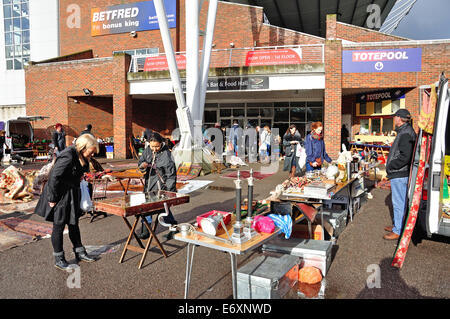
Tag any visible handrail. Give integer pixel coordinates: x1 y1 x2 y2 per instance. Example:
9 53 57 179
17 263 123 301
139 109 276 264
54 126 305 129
128 44 324 73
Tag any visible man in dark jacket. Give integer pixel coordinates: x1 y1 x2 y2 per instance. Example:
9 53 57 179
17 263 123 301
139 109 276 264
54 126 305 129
384 109 417 240
52 123 66 156
80 124 93 137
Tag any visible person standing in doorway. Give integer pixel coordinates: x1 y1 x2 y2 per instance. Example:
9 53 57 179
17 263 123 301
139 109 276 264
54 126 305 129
80 124 93 137
52 123 66 157
384 109 416 240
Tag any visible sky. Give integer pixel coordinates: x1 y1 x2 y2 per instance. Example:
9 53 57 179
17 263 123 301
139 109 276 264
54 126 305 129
386 0 450 40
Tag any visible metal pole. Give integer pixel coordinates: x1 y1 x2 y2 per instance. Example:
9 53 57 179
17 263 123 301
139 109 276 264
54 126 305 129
186 0 200 122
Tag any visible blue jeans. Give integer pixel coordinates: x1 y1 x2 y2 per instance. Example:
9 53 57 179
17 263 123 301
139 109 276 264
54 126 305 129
390 177 409 235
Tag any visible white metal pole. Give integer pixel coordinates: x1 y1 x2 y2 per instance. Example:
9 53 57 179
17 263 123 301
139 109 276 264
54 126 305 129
199 0 218 120
154 0 193 148
186 0 201 122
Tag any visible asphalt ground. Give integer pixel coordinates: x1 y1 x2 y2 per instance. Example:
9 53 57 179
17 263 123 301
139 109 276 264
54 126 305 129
0 159 449 301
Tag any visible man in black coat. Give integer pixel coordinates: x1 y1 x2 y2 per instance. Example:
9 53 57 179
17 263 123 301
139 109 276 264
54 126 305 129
51 123 66 156
137 132 178 239
80 124 93 137
384 109 417 240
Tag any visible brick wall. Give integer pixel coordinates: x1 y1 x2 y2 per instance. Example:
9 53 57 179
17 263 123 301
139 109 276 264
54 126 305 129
324 40 343 158
58 0 324 59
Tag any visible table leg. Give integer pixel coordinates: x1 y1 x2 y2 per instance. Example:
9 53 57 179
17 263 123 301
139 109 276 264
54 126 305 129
348 182 353 222
119 216 141 263
229 252 238 299
122 216 145 248
184 243 196 299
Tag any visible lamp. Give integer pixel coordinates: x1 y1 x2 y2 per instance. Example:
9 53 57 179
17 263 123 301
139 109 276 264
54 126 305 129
83 88 92 96
229 42 234 48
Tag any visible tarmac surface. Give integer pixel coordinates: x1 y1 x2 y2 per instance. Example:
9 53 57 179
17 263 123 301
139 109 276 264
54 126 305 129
0 158 449 300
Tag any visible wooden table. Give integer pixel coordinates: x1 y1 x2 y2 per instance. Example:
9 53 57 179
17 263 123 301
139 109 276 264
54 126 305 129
109 169 145 195
174 213 306 299
94 191 189 269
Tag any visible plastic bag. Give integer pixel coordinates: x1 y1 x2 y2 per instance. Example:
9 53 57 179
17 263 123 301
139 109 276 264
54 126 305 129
80 180 93 212
296 144 307 169
251 215 275 233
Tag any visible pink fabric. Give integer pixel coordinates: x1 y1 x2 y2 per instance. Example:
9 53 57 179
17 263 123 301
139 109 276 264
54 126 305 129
252 215 275 233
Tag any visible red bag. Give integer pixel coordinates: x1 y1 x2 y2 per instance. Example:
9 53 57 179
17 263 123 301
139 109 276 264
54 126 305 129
251 215 275 233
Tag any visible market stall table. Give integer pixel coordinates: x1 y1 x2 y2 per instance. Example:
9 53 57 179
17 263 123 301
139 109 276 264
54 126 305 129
94 191 189 269
174 213 307 299
109 169 145 195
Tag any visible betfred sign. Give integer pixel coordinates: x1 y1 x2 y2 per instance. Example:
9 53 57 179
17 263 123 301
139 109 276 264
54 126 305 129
343 48 422 73
91 0 176 36
245 48 302 66
143 55 186 71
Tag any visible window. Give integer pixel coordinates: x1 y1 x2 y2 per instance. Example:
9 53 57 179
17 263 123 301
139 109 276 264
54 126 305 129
307 107 323 122
383 118 394 134
371 118 381 133
360 103 367 115
374 101 382 114
3 0 29 70
391 99 401 113
360 119 369 134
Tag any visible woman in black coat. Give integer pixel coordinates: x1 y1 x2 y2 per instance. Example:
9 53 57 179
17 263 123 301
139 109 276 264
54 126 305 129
35 134 99 270
137 132 178 239
283 125 303 178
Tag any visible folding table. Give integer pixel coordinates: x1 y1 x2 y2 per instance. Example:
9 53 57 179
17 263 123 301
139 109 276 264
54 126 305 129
94 191 189 269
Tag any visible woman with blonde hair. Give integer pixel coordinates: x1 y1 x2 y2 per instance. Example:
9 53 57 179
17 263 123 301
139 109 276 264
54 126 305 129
35 134 99 270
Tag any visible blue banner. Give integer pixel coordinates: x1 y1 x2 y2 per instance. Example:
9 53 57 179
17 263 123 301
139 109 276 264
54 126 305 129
91 0 176 36
343 48 422 73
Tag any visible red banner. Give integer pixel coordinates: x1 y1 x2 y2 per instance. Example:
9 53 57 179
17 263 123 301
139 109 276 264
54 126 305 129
245 48 302 66
143 55 186 71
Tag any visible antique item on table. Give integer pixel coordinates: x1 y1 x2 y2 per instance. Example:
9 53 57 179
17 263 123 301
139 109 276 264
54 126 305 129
326 164 339 180
197 210 231 230
231 171 248 244
244 169 258 239
303 181 336 197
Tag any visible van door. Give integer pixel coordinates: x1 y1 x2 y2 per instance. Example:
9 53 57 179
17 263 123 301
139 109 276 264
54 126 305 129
426 74 450 236
5 120 34 156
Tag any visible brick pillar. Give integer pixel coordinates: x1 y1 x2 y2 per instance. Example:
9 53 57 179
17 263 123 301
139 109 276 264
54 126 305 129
405 87 420 133
326 14 337 40
324 39 342 159
113 53 132 159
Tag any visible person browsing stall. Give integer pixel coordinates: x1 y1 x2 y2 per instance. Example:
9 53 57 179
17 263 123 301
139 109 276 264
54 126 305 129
137 132 178 240
304 121 332 172
34 134 99 270
52 123 66 156
383 109 416 240
283 125 303 178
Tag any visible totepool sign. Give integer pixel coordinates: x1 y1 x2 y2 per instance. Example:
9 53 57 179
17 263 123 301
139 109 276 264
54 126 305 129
91 0 176 36
342 48 422 73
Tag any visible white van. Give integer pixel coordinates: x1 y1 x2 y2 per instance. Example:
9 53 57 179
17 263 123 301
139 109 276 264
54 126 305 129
419 74 450 237
1 117 35 158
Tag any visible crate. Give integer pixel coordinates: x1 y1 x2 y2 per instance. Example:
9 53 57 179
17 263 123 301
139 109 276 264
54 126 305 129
237 254 299 299
262 236 333 276
319 209 348 239
291 224 324 240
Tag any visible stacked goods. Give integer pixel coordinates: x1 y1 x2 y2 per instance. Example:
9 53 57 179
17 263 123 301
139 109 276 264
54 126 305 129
282 176 309 193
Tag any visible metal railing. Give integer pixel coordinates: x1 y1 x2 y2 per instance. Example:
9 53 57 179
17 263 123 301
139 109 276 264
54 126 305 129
128 44 324 73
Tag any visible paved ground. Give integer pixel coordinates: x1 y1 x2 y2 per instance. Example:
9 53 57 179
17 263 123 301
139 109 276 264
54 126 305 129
0 159 449 300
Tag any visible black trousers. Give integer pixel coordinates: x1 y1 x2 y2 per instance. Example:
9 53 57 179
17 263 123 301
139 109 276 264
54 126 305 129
51 223 83 253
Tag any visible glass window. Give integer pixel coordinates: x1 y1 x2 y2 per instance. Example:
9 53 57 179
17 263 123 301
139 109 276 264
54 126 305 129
22 43 29 55
307 108 323 122
21 2 28 16
382 118 393 134
14 44 21 55
391 99 401 113
233 108 244 117
12 0 20 4
374 101 382 114
13 17 20 31
290 106 306 122
5 32 13 45
22 29 29 43
221 103 244 108
307 101 323 108
246 108 259 117
21 16 29 29
260 108 273 117
3 5 12 18
371 118 381 134
5 45 13 58
204 110 217 123
360 103 366 115
274 107 289 122
6 59 13 70
274 123 289 138
205 103 218 108
13 31 20 43
221 119 231 129
220 109 231 117
12 3 19 17
3 0 12 5
13 58 21 69
360 119 369 134
135 49 147 55
4 18 13 32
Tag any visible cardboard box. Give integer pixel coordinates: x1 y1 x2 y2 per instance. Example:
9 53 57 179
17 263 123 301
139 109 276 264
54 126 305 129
291 224 324 240
106 152 114 159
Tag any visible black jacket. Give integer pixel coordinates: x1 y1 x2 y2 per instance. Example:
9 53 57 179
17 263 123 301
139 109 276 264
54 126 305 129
282 131 303 172
386 122 417 180
52 131 66 151
79 129 93 137
34 146 89 225
138 143 176 192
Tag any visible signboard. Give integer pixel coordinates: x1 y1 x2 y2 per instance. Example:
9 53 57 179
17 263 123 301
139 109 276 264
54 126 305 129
245 49 302 66
144 55 186 71
343 48 422 73
91 0 176 36
181 76 269 91
357 89 406 102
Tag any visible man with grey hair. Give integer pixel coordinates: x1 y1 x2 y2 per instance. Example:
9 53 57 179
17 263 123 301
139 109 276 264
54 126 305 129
384 109 417 240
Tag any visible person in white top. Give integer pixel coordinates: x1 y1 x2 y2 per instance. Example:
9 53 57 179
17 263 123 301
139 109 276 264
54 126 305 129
259 125 271 163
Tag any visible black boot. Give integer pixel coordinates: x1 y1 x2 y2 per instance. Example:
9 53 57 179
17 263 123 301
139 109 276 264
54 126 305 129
74 246 96 263
53 251 71 271
137 223 150 240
